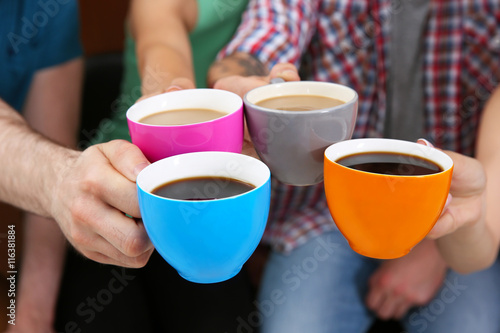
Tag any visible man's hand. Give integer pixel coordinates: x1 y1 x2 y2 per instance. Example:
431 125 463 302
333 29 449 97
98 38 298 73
365 240 447 320
51 140 154 267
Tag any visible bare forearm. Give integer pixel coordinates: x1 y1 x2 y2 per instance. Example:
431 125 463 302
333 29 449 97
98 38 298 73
437 220 497 273
437 88 500 273
137 43 194 94
130 0 197 94
16 215 66 328
0 100 77 216
10 57 82 330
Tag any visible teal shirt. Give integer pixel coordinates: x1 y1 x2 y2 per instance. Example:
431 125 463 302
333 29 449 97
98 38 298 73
98 0 248 144
0 0 82 111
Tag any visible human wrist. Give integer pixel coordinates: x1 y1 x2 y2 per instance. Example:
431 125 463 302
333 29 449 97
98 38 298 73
139 45 193 95
436 214 496 273
0 106 80 218
45 145 80 218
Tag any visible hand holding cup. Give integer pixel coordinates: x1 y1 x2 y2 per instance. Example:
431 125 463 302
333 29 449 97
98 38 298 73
136 151 271 283
323 138 454 259
244 81 358 185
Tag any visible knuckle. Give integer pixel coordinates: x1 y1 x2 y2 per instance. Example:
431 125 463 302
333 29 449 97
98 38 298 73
80 144 103 165
212 78 227 91
70 227 89 247
212 81 223 90
112 139 135 158
80 144 97 157
79 169 102 195
69 198 92 226
213 76 239 90
130 250 152 268
122 231 150 257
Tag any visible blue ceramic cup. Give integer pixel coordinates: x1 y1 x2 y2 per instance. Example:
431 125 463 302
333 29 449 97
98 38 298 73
136 151 271 283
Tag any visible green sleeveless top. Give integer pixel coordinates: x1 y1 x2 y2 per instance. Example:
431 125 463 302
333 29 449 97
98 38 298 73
98 0 248 143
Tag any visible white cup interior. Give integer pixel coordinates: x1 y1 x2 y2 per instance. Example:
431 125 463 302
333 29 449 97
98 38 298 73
324 138 453 173
127 89 243 124
137 151 270 198
245 81 357 107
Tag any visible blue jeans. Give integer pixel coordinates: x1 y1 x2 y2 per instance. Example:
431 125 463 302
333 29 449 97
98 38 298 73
256 229 500 333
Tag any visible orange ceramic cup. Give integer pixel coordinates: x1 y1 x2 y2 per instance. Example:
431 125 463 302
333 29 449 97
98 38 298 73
324 138 454 259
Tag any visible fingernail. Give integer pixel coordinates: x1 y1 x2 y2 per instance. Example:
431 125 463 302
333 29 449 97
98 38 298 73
270 77 285 84
166 85 183 92
444 193 452 209
417 138 434 147
133 162 150 178
279 69 298 80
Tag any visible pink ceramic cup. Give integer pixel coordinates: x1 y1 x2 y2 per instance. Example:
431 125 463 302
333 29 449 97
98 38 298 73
127 89 244 162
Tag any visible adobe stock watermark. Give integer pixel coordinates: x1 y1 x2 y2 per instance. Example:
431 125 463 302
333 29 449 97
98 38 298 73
213 0 246 20
5 225 17 326
178 158 246 224
59 268 136 333
229 234 341 333
408 277 467 333
8 0 73 54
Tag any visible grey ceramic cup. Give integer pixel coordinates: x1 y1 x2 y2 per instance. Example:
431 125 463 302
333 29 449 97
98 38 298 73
243 81 358 186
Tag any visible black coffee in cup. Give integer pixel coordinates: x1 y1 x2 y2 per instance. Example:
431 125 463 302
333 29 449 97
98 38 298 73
336 152 442 176
152 176 255 200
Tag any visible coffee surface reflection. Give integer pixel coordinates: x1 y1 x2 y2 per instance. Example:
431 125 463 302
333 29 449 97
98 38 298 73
139 108 226 125
256 95 344 111
337 152 442 176
152 176 255 200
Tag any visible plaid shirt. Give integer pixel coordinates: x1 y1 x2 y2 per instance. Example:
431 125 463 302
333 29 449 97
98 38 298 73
219 0 500 253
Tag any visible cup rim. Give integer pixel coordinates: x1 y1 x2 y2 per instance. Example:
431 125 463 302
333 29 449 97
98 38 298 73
137 151 271 202
243 81 358 115
324 138 454 177
126 88 243 128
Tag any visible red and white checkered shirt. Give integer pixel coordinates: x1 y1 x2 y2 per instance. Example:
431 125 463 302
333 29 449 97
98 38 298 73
219 0 500 253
